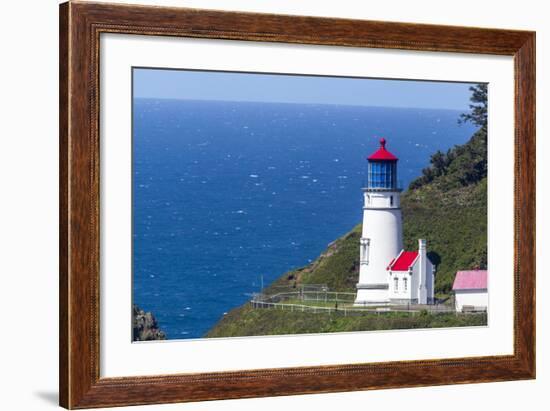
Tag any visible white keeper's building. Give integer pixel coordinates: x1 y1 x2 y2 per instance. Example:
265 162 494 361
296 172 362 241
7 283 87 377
452 270 488 312
355 138 435 306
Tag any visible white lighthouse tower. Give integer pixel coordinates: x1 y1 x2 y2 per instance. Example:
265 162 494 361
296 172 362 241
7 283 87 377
355 138 403 305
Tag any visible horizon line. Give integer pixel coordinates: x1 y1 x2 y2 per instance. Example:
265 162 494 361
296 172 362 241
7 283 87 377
133 97 468 112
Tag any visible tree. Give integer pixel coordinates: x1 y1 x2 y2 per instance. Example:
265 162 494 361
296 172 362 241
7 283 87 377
409 84 488 191
459 84 488 130
430 150 449 177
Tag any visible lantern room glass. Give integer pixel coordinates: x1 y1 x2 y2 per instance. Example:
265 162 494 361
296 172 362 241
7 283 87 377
368 161 397 189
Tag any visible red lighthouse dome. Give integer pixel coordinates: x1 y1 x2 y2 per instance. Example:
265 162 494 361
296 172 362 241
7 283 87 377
367 138 398 161
366 138 399 190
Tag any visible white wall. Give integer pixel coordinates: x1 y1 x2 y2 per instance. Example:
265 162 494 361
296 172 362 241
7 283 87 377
389 270 411 300
455 290 489 311
0 1 547 411
427 259 435 302
358 207 403 288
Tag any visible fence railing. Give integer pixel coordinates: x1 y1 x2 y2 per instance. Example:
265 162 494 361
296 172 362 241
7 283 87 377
255 290 356 304
250 300 457 316
251 284 480 316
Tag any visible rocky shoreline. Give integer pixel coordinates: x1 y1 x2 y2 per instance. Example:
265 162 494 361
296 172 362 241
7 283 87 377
132 305 166 341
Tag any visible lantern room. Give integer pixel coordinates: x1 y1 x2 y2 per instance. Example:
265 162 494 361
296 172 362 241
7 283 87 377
367 138 398 190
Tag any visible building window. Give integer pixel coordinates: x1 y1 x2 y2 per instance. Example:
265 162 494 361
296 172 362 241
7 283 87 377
403 277 408 292
390 196 394 206
394 277 399 292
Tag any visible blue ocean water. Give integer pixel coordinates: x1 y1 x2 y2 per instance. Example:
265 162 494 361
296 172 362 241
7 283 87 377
132 99 476 339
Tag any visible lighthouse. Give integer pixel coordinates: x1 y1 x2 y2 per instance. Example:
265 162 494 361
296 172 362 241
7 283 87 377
355 138 403 305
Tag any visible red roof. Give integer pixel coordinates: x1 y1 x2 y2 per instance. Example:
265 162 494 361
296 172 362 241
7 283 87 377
367 138 398 161
388 251 418 271
452 270 487 290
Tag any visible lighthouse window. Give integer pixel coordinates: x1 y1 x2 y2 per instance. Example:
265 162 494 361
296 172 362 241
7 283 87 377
390 196 394 206
403 277 408 292
368 161 396 189
394 277 399 292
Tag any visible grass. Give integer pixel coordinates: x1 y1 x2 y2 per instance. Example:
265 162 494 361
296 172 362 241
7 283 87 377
205 304 487 338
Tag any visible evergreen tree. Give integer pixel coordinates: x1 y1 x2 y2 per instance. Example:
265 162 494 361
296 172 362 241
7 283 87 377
409 83 488 190
459 84 488 130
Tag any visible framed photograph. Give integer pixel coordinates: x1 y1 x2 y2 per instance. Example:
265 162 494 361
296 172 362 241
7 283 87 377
59 1 535 408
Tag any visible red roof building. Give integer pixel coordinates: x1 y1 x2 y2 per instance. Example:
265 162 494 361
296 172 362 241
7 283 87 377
367 138 398 161
382 240 435 305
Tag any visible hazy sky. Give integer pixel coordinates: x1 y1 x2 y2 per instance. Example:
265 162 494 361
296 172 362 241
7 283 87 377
133 68 479 111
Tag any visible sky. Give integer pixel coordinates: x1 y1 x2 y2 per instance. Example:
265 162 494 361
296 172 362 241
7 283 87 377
133 68 479 111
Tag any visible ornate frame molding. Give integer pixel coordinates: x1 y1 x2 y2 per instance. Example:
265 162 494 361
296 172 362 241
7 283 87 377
59 1 535 408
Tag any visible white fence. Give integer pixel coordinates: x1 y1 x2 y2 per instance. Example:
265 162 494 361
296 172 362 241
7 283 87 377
250 300 460 316
251 289 457 316
257 290 356 304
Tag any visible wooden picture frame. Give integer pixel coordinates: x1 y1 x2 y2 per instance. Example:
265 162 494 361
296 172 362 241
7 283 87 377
59 1 535 408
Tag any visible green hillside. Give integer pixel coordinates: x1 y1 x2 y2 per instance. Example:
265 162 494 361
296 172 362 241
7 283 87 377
206 307 486 338
403 175 487 294
207 85 488 338
249 129 487 296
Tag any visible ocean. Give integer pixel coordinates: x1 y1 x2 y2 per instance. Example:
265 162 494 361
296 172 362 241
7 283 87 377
132 99 476 339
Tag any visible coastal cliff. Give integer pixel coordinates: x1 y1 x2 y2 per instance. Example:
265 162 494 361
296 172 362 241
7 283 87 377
206 118 488 338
